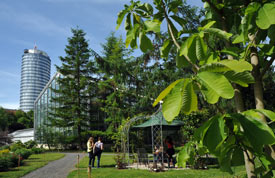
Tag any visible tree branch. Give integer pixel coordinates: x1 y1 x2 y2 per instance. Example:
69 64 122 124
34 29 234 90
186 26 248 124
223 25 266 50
160 0 199 72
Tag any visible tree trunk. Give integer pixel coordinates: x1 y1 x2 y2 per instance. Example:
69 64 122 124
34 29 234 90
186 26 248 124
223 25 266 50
249 35 265 122
249 35 275 160
233 84 257 178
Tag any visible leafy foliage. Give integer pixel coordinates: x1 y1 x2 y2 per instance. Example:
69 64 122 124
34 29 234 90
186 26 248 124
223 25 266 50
116 0 275 176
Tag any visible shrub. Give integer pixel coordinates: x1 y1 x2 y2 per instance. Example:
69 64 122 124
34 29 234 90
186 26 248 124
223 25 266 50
0 154 13 171
0 153 22 171
0 149 10 155
0 145 10 150
14 148 32 159
31 147 45 154
24 140 37 149
10 141 25 152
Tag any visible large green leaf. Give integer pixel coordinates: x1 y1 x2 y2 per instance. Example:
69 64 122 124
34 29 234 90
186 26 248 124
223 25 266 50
203 28 232 41
125 24 139 48
256 3 275 29
203 115 226 153
163 80 185 122
245 2 261 15
247 109 275 122
199 52 219 65
160 39 173 59
177 142 195 168
196 36 207 61
179 35 197 64
224 71 254 87
200 21 216 31
220 47 239 58
199 63 229 73
176 52 189 67
153 79 183 106
199 60 252 73
139 32 153 53
218 60 252 72
232 33 244 44
125 13 132 30
144 19 161 33
116 9 128 30
194 115 217 141
197 71 234 104
236 114 275 153
182 80 197 114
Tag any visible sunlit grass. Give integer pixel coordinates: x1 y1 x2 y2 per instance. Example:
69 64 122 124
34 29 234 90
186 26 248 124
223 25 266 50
69 154 246 178
0 153 65 178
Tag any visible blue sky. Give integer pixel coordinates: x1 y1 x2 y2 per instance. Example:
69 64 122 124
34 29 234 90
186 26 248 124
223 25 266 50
0 0 203 109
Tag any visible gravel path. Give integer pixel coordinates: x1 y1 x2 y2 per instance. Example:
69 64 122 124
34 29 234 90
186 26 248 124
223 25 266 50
22 152 85 178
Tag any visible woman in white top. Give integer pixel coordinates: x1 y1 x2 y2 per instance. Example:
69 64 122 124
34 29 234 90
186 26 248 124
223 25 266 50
93 137 103 168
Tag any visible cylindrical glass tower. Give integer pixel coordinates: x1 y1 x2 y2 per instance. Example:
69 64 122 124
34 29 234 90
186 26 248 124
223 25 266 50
20 48 51 112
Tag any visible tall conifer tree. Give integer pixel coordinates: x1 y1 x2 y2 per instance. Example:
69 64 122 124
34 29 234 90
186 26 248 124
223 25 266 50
50 28 91 149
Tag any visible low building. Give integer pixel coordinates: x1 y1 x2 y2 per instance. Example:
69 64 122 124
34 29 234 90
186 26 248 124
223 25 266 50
8 128 34 143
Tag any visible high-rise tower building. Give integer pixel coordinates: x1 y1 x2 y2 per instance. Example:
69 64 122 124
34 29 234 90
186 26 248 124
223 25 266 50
20 48 51 112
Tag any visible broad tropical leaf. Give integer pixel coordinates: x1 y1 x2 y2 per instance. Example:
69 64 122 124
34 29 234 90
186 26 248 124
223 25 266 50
200 21 216 31
218 60 252 72
139 32 153 52
245 109 275 123
176 53 189 67
232 33 244 44
220 48 239 57
177 142 196 168
163 80 185 122
199 60 252 73
179 35 197 63
256 3 275 29
235 114 275 153
203 115 226 153
194 115 216 141
224 71 254 87
116 9 128 30
153 79 184 106
196 36 207 61
182 80 197 114
203 28 232 41
125 24 139 48
160 39 173 59
197 71 234 104
144 19 161 33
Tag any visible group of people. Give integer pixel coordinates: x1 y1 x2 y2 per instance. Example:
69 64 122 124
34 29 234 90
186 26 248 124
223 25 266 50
153 136 175 168
87 137 103 168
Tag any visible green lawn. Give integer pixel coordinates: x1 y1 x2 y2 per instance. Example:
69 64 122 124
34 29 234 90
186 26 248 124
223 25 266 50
0 152 65 178
69 154 246 178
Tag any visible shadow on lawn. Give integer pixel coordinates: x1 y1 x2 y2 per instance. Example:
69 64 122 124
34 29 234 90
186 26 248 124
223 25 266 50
100 164 116 168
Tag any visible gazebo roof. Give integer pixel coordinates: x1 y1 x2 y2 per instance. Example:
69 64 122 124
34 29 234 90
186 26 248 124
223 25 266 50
133 111 184 128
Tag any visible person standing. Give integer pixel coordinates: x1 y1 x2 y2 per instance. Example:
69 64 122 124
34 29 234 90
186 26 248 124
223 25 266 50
165 136 175 168
93 137 103 168
87 137 95 168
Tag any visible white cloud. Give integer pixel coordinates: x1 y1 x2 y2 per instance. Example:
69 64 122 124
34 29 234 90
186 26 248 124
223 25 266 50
0 3 71 37
0 102 19 109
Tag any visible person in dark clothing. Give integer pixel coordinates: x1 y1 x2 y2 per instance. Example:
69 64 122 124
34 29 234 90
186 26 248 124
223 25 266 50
165 136 175 168
93 137 104 168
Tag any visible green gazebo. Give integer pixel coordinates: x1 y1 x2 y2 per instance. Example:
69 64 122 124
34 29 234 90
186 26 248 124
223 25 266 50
121 107 184 168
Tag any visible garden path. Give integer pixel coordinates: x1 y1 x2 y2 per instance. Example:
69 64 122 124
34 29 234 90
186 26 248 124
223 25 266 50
22 152 85 178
